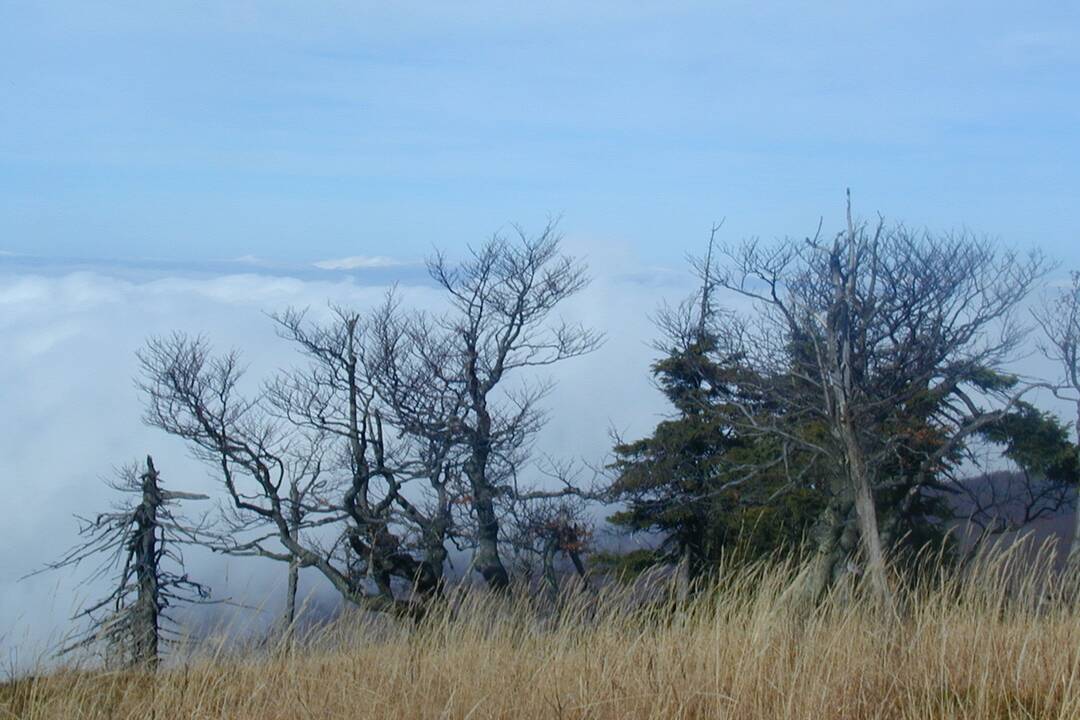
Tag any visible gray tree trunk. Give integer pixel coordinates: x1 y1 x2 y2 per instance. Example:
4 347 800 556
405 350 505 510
542 538 559 605
284 556 299 631
798 488 851 604
674 547 691 606
465 405 510 590
840 420 894 613
1066 401 1080 577
133 457 162 668
283 479 302 635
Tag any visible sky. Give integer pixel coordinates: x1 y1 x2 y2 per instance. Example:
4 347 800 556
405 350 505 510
2 1 1080 668
3 1 1079 266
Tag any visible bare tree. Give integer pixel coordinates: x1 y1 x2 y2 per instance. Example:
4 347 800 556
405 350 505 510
420 221 603 589
955 469 1073 543
28 457 209 668
212 426 330 633
707 194 1048 609
1033 271 1080 572
139 224 599 605
266 307 451 604
505 496 592 604
138 331 418 616
365 296 473 598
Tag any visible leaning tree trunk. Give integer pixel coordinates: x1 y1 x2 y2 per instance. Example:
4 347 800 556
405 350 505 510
567 548 590 592
845 446 888 592
840 420 895 614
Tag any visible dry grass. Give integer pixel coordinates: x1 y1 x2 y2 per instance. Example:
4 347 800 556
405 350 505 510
6 548 1080 719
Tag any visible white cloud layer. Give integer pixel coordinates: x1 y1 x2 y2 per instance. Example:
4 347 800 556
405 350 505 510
313 255 409 270
0 266 680 668
5 262 1068 668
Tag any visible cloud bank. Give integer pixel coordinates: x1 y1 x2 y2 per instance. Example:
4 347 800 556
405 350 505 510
0 263 680 667
312 255 410 270
4 255 1069 669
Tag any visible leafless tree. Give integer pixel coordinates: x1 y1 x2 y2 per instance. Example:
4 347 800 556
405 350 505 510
1033 271 1080 572
416 221 603 589
211 416 330 632
138 329 421 617
955 468 1073 543
706 194 1048 610
28 457 209 668
139 224 597 605
266 306 455 604
504 495 592 604
365 296 473 598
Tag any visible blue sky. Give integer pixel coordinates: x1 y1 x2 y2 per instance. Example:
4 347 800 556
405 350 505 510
2 1 1078 267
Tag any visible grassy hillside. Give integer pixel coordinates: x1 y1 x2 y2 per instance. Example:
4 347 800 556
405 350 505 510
5 547 1080 720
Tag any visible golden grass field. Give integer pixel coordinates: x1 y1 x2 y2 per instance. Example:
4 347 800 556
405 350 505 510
5 547 1080 719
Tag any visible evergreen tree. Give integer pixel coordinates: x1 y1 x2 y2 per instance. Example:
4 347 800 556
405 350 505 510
607 234 821 580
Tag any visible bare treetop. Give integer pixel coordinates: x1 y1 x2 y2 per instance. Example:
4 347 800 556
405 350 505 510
427 221 602 389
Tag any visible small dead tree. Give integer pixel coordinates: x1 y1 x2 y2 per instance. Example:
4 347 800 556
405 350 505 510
139 331 405 616
505 494 593 604
1033 271 1080 572
956 469 1073 545
28 457 209 668
213 432 329 633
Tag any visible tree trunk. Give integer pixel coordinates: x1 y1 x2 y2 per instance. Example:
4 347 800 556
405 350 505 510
798 490 850 604
133 457 162 668
674 546 691 606
1067 403 1080 578
473 492 509 590
841 421 894 614
417 541 447 599
542 538 559 605
568 549 589 592
402 534 447 601
465 409 510 590
284 555 299 631
283 480 302 636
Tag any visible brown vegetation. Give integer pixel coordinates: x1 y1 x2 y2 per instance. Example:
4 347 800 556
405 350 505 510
6 546 1080 720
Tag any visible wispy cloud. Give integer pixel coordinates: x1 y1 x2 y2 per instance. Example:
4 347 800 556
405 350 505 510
313 255 409 271
228 255 269 266
0 252 436 285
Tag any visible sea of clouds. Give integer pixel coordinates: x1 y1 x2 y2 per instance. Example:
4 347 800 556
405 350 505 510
0 253 685 668
3 242 1074 671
